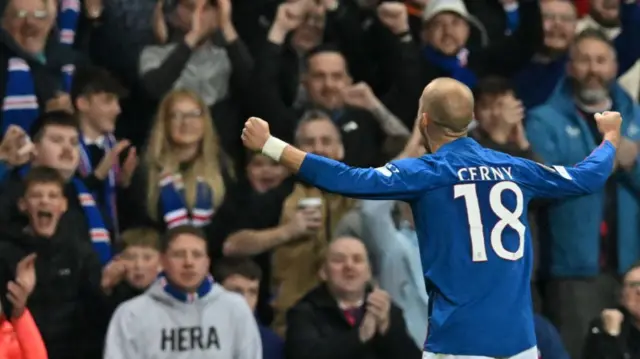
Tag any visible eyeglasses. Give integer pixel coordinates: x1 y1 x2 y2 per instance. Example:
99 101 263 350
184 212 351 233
11 9 50 20
170 110 203 122
624 281 640 289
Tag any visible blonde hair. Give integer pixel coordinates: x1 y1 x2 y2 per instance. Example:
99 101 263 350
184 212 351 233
145 89 228 221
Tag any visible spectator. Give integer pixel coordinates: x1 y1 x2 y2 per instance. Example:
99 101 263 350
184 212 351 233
139 0 253 162
0 166 126 359
104 225 262 359
526 28 640 359
582 261 640 359
70 65 134 239
513 0 640 108
214 257 284 359
470 75 543 312
222 152 294 323
285 236 421 359
0 111 114 265
358 200 429 349
262 112 356 336
252 3 410 166
577 0 640 102
0 0 82 134
382 0 542 126
0 254 47 359
119 89 235 260
110 227 162 306
0 125 33 180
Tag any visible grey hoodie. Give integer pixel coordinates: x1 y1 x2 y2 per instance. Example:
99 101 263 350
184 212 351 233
104 279 262 359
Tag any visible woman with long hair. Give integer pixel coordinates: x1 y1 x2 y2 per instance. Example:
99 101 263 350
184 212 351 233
119 89 235 258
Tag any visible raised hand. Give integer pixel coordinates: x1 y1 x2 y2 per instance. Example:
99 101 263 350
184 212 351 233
101 256 128 292
601 308 623 336
0 125 35 167
153 0 168 43
94 140 132 181
377 2 409 35
595 111 622 148
241 117 272 152
342 82 378 110
118 147 138 188
7 253 37 318
273 1 308 32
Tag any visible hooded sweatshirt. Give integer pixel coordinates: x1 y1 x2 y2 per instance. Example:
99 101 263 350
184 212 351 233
104 278 262 359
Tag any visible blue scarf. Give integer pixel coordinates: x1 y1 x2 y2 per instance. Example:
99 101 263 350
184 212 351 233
78 134 119 237
158 272 214 303
2 58 74 135
19 166 112 265
422 46 477 88
503 2 520 35
159 173 214 229
58 0 80 45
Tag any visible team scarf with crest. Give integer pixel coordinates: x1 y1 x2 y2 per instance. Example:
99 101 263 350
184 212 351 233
422 46 476 89
19 166 112 265
78 134 120 237
159 173 215 229
2 58 74 135
58 0 81 45
158 272 214 303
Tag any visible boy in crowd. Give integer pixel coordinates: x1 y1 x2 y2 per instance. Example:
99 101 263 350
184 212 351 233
214 257 284 359
71 66 137 239
111 227 162 306
0 167 126 359
0 111 115 265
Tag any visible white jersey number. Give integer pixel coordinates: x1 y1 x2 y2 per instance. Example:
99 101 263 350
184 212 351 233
454 181 526 262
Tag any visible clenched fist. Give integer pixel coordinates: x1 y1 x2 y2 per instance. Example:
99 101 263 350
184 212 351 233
377 2 409 35
600 308 623 336
242 117 272 151
595 111 622 148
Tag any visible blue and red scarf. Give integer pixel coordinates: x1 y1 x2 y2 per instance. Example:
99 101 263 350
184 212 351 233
158 272 214 303
2 58 74 135
78 134 120 237
422 46 476 89
159 173 214 229
19 166 112 265
58 0 80 46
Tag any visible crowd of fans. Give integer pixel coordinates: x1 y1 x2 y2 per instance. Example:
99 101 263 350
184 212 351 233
0 0 639 358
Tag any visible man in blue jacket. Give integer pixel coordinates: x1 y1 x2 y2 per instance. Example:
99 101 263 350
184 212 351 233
526 28 640 359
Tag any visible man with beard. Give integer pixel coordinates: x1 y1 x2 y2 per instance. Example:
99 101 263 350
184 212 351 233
577 0 640 102
526 28 640 358
0 111 114 266
513 0 640 108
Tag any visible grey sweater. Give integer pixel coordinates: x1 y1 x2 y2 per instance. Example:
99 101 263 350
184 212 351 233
104 280 262 359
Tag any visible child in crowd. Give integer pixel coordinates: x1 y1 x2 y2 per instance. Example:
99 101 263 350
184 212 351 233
110 227 162 306
214 257 283 359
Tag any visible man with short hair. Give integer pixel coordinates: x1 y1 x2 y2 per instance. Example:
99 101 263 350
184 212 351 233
0 111 113 265
242 76 620 359
105 225 262 359
526 29 640 358
285 236 420 359
215 257 284 359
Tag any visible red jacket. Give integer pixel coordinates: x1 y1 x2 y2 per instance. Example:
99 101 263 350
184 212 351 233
0 311 48 359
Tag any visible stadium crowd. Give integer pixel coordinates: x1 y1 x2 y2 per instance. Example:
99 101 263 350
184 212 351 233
0 0 639 358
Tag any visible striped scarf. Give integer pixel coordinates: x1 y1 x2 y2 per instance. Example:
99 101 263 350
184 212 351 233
19 166 112 265
159 173 214 229
78 134 120 237
2 58 74 135
158 272 214 303
58 0 81 46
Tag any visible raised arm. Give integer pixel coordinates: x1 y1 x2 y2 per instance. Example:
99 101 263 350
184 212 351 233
519 111 621 198
241 117 433 200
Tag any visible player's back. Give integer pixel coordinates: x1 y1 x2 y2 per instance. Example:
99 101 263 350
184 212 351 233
415 140 540 357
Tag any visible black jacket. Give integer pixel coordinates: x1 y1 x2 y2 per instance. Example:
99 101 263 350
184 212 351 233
0 223 109 359
583 308 640 359
285 284 422 359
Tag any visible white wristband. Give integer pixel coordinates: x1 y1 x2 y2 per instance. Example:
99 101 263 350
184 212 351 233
261 136 288 161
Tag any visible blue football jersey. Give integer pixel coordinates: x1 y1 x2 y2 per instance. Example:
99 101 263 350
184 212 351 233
296 137 616 357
